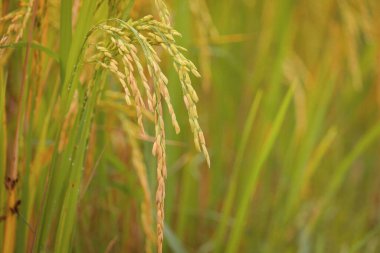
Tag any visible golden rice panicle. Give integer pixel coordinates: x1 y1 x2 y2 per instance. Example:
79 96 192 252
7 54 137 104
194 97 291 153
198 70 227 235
144 20 209 166
151 93 166 253
154 0 171 26
131 27 181 134
95 31 144 134
87 16 209 253
143 38 180 134
160 78 180 134
180 66 210 167
129 47 155 112
113 38 147 134
125 22 179 253
95 43 133 106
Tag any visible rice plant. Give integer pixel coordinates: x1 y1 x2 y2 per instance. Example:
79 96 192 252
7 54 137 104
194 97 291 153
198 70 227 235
0 0 208 252
2 0 380 252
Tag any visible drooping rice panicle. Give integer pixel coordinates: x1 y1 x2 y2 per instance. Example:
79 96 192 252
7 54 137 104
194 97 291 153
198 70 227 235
85 15 209 253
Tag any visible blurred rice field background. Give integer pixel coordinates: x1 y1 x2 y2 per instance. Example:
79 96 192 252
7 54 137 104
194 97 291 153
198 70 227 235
1 0 380 252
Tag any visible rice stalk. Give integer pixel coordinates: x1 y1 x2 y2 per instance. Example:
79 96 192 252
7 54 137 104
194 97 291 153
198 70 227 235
0 70 6 248
226 86 294 253
2 1 38 252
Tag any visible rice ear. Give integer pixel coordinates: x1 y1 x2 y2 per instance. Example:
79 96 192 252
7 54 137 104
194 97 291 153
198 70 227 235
89 13 209 253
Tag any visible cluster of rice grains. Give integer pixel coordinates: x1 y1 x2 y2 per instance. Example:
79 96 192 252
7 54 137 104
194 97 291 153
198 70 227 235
87 9 209 253
0 0 34 61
